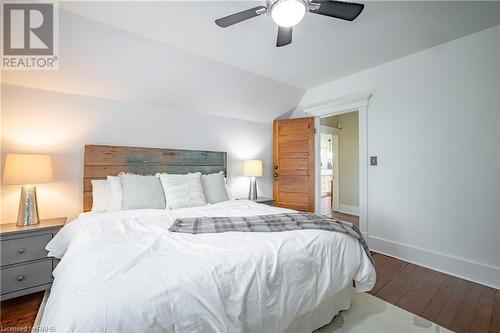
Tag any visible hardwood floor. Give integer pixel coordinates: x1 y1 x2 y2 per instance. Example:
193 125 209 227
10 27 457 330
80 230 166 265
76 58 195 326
1 291 43 332
329 211 359 226
320 195 359 227
1 253 499 333
369 253 500 333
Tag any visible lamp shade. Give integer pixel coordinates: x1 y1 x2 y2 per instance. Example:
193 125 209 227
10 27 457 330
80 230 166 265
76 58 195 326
243 160 263 177
3 154 53 185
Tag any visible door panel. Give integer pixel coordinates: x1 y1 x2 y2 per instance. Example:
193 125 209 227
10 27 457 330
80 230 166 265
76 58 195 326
278 141 309 158
273 118 315 212
277 193 310 211
279 159 308 176
278 176 309 192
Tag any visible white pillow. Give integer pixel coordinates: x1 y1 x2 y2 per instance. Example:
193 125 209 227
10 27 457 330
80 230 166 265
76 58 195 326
119 173 165 209
159 173 207 209
200 172 230 204
226 184 235 200
224 177 235 200
107 175 123 211
91 180 108 212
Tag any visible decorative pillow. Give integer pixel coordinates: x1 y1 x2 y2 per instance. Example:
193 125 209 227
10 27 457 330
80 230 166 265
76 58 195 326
159 173 207 209
107 175 123 211
224 177 235 200
119 173 166 209
91 180 108 212
226 184 235 200
201 172 230 204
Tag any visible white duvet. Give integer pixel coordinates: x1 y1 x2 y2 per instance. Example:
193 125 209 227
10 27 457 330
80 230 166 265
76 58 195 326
42 200 375 333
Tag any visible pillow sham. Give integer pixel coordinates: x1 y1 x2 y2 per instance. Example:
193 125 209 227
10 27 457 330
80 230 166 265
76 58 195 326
107 175 123 211
119 173 166 209
225 184 235 200
159 173 207 209
224 177 235 200
91 179 108 212
200 172 230 204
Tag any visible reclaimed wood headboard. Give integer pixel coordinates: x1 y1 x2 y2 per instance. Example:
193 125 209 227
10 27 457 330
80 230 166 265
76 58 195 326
83 144 227 212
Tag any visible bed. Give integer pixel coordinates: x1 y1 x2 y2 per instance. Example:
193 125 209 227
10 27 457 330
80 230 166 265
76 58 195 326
39 145 376 333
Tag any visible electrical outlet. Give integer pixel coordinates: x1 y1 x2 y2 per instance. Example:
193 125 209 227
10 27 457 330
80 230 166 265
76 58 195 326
370 156 378 166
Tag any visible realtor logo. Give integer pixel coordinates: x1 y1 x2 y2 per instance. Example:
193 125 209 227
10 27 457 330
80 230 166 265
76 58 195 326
2 2 58 70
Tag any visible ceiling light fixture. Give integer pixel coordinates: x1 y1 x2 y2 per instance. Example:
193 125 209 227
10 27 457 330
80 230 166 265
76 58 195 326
271 0 306 27
215 0 365 47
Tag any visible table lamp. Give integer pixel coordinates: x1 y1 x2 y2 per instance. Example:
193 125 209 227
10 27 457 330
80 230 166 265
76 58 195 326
243 160 263 200
3 154 53 226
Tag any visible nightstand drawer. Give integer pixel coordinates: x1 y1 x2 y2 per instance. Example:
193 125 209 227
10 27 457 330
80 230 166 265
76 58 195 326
1 259 53 295
1 234 52 266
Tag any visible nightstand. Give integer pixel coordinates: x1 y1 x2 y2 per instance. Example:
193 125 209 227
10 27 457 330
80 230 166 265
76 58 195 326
0 217 66 301
239 197 275 206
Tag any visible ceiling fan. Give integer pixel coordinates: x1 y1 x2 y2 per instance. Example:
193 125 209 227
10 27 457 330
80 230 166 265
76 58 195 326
215 0 364 47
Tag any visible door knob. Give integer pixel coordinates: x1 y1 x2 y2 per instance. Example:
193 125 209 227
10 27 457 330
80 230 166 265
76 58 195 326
274 165 278 170
17 248 25 254
274 173 278 178
17 275 25 281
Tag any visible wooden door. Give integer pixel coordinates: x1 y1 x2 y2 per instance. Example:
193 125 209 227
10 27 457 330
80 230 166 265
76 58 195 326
273 117 315 212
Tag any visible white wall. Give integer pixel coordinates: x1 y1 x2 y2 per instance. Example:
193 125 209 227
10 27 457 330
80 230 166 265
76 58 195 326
1 84 273 222
299 26 500 288
337 112 359 211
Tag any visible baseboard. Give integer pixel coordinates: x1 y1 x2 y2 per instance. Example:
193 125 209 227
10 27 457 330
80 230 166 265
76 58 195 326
369 235 500 290
339 205 359 216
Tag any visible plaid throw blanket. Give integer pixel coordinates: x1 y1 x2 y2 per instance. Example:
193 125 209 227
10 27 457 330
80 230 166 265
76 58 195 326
169 213 373 264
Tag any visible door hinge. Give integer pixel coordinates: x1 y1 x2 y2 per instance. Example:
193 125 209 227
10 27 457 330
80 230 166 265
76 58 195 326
314 127 317 134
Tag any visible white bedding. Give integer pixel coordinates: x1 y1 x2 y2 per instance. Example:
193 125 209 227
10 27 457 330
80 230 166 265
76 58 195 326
42 200 375 333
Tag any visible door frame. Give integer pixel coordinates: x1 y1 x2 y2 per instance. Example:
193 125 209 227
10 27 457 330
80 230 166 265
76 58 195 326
305 92 371 238
319 125 340 212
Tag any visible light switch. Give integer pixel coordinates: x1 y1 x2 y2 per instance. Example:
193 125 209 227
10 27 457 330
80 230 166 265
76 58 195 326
370 156 378 166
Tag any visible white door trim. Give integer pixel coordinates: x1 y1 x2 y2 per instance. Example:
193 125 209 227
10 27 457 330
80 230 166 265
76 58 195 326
306 92 371 238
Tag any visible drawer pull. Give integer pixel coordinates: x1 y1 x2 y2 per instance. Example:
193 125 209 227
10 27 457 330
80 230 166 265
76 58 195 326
17 248 25 254
17 275 25 281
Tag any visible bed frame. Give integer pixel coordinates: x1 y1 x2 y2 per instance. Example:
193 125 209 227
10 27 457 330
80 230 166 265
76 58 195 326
83 144 227 212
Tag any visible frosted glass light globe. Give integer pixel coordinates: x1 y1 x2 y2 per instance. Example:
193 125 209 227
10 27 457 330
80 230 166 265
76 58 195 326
271 0 306 27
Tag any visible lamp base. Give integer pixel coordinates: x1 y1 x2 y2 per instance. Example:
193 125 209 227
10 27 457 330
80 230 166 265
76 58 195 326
248 177 258 200
17 185 40 226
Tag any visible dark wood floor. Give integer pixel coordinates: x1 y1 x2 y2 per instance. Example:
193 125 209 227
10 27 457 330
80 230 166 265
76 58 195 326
1 291 43 332
1 235 499 333
369 253 500 333
329 211 359 226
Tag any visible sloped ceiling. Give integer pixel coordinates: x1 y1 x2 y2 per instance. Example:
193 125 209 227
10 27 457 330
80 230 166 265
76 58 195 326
1 9 305 123
58 1 499 89
2 1 499 123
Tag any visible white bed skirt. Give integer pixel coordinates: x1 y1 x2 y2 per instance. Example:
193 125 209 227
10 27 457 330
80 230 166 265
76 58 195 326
36 287 352 333
285 286 352 333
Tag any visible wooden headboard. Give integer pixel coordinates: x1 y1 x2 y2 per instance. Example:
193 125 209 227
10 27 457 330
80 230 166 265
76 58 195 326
83 144 227 212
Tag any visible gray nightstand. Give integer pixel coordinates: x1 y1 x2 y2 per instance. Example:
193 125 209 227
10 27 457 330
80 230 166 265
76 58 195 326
239 197 275 206
0 218 66 301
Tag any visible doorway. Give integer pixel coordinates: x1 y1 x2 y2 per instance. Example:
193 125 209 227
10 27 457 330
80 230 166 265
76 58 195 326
320 130 339 214
318 111 360 220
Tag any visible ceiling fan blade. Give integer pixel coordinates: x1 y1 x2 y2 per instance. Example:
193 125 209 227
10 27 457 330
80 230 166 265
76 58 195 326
309 1 364 21
276 26 293 47
215 6 267 28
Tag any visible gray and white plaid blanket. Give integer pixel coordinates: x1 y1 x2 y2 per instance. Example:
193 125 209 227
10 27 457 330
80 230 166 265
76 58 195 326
169 213 373 264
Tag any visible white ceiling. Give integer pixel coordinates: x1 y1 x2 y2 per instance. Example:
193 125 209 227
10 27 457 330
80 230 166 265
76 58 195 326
59 1 500 89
